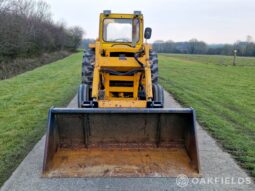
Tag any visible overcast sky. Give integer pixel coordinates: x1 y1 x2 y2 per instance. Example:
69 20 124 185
44 0 255 44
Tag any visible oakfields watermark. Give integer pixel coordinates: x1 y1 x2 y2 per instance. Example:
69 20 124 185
176 174 252 187
176 174 189 187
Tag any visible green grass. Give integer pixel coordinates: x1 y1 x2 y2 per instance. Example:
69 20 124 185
0 51 254 185
159 54 255 177
164 53 255 66
0 52 82 185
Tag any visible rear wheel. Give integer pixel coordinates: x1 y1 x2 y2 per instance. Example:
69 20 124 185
82 49 95 85
150 50 158 84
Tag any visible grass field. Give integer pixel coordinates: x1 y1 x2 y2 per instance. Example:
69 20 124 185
164 53 255 66
159 54 255 177
0 52 82 185
0 52 254 186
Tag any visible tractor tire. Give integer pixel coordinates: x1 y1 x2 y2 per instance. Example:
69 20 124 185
152 84 164 107
82 49 95 85
78 84 89 108
150 50 158 84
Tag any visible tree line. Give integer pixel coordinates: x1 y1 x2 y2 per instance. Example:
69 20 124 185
153 36 255 57
0 0 84 60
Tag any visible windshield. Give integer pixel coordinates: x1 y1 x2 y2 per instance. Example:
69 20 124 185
103 18 139 43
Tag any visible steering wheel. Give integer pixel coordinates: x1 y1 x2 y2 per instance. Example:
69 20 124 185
114 38 130 42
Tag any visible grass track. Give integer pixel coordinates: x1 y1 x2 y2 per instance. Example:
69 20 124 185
0 52 82 185
159 54 255 177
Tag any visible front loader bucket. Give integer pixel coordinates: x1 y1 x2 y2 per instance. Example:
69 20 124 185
43 108 200 177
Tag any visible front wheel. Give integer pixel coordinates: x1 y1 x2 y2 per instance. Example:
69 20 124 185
152 84 164 108
78 84 89 108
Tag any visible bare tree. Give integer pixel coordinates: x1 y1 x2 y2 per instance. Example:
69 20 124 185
68 26 84 50
0 0 85 59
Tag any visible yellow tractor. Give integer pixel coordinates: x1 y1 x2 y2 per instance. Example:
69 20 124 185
43 11 200 177
78 10 162 109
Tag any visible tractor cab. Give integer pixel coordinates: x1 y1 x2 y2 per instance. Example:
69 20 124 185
98 10 151 56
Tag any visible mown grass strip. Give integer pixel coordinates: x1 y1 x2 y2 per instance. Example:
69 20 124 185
164 53 255 66
158 54 255 177
0 52 82 185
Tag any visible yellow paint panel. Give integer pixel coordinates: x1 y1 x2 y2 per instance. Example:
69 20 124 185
109 75 134 81
99 57 144 68
89 43 96 49
109 87 134 92
98 100 147 108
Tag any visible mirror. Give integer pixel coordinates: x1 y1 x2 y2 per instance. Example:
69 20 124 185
144 27 152 39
